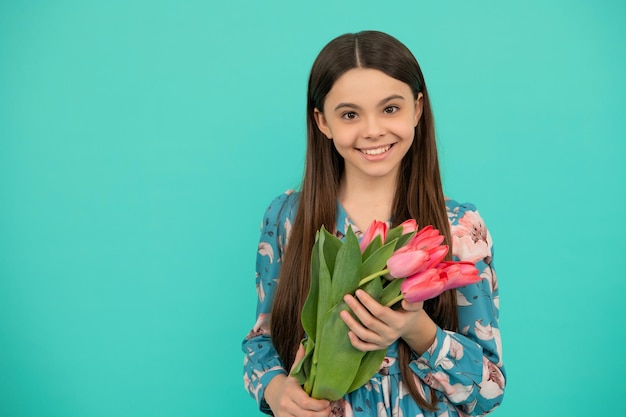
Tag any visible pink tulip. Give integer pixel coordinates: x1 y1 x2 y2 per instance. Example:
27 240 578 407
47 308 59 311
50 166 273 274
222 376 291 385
412 225 438 239
400 269 446 303
359 220 388 252
386 226 449 279
438 261 481 290
387 246 430 278
398 219 418 234
423 245 449 269
411 234 446 251
408 226 445 250
399 261 481 303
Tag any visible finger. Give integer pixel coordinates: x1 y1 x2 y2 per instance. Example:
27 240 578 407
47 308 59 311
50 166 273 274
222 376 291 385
339 304 385 347
339 307 367 334
354 290 401 328
299 395 332 413
354 289 386 316
284 379 331 414
289 382 331 412
342 294 385 335
347 329 385 352
345 292 386 325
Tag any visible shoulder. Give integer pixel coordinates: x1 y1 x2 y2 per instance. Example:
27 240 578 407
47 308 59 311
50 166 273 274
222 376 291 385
444 197 480 226
260 189 300 232
257 190 299 265
445 197 493 263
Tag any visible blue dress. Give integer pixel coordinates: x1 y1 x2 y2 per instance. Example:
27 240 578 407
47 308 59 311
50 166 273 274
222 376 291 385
242 190 505 416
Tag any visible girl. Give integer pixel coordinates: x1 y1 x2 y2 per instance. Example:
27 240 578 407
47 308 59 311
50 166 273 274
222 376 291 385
243 31 505 417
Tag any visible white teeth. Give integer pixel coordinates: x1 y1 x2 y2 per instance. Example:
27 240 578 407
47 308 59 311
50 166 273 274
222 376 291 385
361 145 391 155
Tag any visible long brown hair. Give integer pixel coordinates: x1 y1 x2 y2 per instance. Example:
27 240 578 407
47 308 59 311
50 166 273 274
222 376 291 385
271 31 457 410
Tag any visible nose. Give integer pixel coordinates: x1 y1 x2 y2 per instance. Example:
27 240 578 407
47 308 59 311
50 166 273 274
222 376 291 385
362 115 385 139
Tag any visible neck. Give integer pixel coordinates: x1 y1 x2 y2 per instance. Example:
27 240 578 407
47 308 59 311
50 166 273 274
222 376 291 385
337 170 398 229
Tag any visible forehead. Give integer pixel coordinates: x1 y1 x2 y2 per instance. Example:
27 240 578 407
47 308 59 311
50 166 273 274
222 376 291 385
324 68 413 109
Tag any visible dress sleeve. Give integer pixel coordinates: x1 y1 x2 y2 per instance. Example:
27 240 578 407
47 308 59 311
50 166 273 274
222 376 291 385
242 191 297 414
409 202 505 416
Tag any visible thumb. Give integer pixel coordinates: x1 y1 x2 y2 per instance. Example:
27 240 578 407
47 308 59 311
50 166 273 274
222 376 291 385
290 341 307 374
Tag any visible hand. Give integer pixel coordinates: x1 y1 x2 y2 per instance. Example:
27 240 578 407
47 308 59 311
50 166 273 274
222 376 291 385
264 344 332 417
340 289 437 354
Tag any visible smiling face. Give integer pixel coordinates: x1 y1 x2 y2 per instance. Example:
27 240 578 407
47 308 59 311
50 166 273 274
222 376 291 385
314 68 423 186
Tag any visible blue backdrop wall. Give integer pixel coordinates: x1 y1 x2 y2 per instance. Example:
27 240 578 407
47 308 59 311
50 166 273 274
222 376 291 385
1 1 624 416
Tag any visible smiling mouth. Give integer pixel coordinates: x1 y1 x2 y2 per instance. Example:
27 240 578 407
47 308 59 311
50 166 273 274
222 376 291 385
359 144 393 155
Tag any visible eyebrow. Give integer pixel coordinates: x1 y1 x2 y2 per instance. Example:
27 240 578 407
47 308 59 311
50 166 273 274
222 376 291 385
334 94 406 112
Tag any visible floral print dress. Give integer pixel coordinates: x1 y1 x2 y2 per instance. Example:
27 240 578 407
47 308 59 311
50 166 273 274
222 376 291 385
242 190 505 417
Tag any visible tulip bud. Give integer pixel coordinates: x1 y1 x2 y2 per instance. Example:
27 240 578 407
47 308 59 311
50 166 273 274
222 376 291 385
359 220 388 253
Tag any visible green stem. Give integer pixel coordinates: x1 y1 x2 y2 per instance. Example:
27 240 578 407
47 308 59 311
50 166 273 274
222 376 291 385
358 268 389 287
384 294 404 307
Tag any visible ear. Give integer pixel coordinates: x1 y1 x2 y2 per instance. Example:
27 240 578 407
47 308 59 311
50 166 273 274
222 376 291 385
413 93 424 127
313 108 333 139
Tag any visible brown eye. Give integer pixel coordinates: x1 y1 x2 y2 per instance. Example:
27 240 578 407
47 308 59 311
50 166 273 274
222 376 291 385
384 106 399 114
342 111 358 120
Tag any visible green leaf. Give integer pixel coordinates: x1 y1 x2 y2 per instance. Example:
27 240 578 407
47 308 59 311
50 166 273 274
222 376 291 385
347 348 387 393
302 227 343 341
322 228 342 274
380 279 403 306
360 275 383 301
330 226 362 306
290 338 315 388
395 230 416 250
308 227 335 392
311 301 365 400
315 228 333 344
360 238 397 279
301 231 321 340
385 224 404 245
361 235 382 262
302 338 317 394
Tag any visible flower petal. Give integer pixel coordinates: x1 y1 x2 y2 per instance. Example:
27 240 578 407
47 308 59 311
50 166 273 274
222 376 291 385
399 219 418 234
387 248 429 278
359 220 388 253
424 245 449 269
258 242 274 263
440 261 480 290
401 269 445 302
411 234 446 251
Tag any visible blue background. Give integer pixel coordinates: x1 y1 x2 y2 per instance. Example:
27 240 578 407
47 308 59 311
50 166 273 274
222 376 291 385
1 1 624 416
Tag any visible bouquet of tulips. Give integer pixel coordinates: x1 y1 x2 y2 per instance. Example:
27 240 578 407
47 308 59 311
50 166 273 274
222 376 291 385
290 219 481 401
